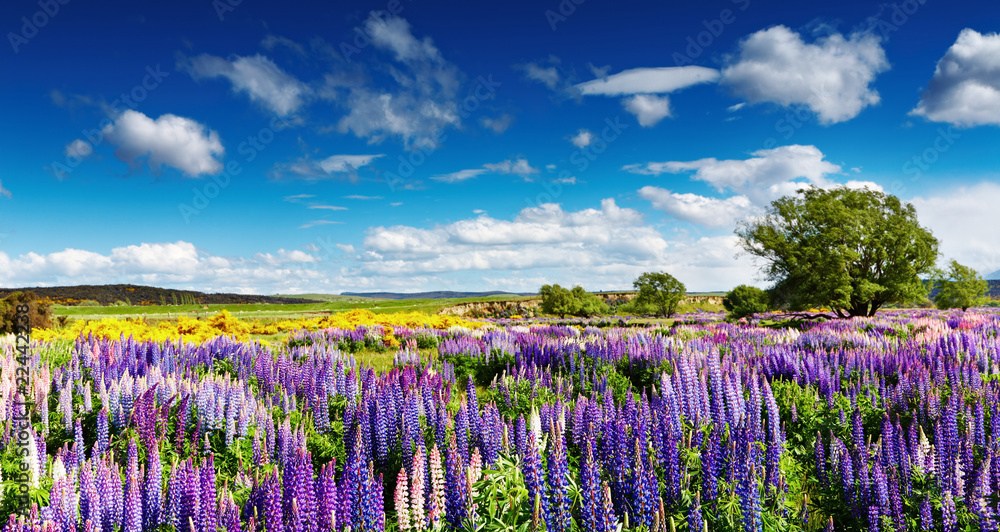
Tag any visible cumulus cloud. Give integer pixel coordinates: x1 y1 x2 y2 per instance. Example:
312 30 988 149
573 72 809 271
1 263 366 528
623 94 671 127
354 199 754 290
570 129 593 148
721 25 889 124
0 181 11 198
182 54 311 116
433 158 539 183
102 110 224 177
638 187 756 228
910 182 1000 275
270 154 383 180
910 29 1000 127
624 144 842 204
573 66 719 96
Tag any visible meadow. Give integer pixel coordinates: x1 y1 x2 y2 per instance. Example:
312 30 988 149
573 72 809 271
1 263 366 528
2 308 999 532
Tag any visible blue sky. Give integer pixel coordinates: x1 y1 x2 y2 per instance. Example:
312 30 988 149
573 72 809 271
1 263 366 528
2 0 999 294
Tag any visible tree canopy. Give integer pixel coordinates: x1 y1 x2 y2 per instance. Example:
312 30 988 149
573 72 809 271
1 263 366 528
539 284 608 317
0 291 53 334
736 187 939 318
932 260 989 311
723 285 770 320
632 271 686 318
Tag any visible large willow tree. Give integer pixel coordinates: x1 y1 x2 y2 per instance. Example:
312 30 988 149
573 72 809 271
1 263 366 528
736 187 939 318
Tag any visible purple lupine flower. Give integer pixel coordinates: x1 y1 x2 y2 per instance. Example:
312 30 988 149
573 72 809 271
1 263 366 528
941 490 957 532
920 496 933 531
200 455 218 532
316 461 338 532
143 441 163 531
123 440 142 532
96 408 109 458
688 492 704 532
445 432 469 529
545 426 572 532
262 469 283 532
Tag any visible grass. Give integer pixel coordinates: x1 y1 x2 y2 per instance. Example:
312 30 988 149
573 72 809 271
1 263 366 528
51 294 540 321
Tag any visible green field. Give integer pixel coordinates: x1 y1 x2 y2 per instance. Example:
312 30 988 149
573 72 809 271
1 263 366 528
51 293 539 321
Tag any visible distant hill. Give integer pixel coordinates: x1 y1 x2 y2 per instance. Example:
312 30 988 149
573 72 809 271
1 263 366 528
987 270 1000 281
341 290 534 300
0 284 314 306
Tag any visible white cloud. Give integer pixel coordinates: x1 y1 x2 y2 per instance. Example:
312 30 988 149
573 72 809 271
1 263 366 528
480 114 514 134
721 25 889 124
299 220 344 229
638 186 756 228
333 13 463 149
624 144 842 204
570 129 593 148
623 94 671 127
573 66 719 96
523 63 560 89
431 169 488 183
353 199 755 291
65 139 93 159
284 194 316 203
308 205 348 211
366 14 442 63
319 154 383 173
183 54 311 116
434 158 540 183
270 154 382 180
344 195 383 200
910 182 1000 275
483 158 539 177
102 110 224 177
910 29 1000 127
553 176 577 185
0 181 10 198
727 102 745 112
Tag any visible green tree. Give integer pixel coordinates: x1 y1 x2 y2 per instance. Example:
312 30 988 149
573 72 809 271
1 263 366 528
539 284 608 317
632 271 686 318
736 187 939 318
932 260 989 311
0 291 54 333
723 284 770 320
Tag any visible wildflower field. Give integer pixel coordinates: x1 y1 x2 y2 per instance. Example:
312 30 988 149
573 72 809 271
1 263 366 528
3 309 1000 532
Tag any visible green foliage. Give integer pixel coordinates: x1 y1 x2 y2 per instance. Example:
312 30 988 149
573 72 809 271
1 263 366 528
465 455 537 531
632 271 686 317
736 187 939 318
932 260 989 311
539 284 609 318
723 285 771 320
0 291 54 333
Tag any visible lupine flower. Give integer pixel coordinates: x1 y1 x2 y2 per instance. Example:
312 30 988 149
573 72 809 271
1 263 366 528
395 468 411 532
428 445 447 527
545 424 572 532
409 447 426 530
445 433 469 529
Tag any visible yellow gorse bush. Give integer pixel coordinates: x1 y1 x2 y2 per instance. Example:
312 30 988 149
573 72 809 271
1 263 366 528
33 309 484 343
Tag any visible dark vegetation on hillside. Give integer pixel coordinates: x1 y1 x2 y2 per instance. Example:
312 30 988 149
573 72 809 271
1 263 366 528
0 284 314 306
